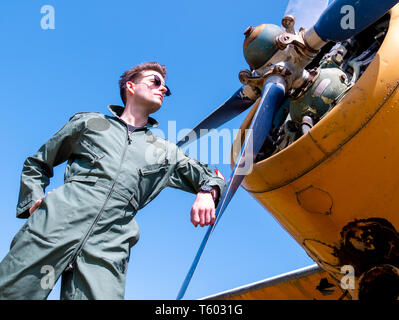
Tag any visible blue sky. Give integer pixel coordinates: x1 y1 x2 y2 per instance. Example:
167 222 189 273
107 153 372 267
0 0 315 300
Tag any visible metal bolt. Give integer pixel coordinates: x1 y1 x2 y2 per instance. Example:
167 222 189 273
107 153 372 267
282 15 295 29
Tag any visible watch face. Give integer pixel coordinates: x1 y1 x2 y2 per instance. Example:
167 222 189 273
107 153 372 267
200 185 213 192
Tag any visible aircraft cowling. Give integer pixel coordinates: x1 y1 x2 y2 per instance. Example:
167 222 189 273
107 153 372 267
231 5 399 300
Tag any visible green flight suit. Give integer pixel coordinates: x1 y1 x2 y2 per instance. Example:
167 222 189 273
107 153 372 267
0 105 225 300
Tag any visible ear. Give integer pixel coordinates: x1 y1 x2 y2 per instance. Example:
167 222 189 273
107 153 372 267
126 81 136 96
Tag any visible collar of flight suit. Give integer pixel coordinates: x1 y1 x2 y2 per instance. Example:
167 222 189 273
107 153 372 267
107 104 159 128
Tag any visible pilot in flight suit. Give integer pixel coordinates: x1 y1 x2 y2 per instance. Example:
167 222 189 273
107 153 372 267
0 104 225 299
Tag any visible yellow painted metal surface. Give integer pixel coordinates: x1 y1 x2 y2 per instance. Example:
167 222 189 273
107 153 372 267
203 265 349 300
232 6 399 299
226 270 348 300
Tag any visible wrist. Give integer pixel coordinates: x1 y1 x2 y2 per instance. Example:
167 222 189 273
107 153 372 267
198 185 219 205
198 185 213 193
197 191 213 198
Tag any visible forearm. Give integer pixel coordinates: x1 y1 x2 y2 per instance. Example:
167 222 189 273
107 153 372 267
15 114 82 218
17 156 52 218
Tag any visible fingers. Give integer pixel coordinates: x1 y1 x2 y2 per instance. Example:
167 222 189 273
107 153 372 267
29 197 44 216
191 193 216 228
190 208 200 227
210 207 215 226
28 190 54 216
190 208 215 227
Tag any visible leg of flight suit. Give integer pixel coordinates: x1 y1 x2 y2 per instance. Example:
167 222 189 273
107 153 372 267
59 199 139 300
0 182 102 299
0 221 74 299
60 250 129 300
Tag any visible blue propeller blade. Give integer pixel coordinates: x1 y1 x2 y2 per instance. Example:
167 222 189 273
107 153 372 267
176 75 286 300
314 0 398 42
284 0 329 32
176 86 257 149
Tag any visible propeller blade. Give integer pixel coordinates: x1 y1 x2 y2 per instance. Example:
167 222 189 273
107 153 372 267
284 0 329 32
176 75 286 300
313 0 398 42
176 86 258 149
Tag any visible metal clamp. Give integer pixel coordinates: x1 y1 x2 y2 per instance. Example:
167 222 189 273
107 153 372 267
276 15 319 60
239 65 292 90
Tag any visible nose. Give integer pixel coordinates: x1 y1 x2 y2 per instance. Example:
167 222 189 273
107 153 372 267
159 85 167 95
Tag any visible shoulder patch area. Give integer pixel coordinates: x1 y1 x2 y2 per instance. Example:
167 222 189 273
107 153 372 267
154 135 173 144
155 136 180 149
87 117 111 131
69 112 104 121
144 134 180 156
69 112 110 131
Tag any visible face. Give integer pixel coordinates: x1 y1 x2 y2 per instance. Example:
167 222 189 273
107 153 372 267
126 70 168 113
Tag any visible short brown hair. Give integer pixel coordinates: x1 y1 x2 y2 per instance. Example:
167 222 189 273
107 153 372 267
119 62 167 105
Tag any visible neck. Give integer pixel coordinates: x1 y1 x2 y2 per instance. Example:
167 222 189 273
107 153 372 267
120 103 149 127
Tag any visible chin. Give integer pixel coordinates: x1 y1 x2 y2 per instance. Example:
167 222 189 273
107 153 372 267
148 103 162 114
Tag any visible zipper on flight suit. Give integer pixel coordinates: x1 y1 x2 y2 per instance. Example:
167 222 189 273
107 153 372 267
65 125 135 272
127 130 133 144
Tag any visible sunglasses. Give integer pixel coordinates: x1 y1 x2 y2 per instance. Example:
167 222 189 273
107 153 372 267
138 74 171 97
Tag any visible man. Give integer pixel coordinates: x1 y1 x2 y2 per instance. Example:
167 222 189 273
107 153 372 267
0 62 225 299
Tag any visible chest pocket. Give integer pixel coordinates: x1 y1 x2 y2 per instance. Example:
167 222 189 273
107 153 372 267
80 139 105 165
139 163 169 184
138 163 169 208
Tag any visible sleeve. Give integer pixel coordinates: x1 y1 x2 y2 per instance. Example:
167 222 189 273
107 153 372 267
16 114 84 219
167 147 226 206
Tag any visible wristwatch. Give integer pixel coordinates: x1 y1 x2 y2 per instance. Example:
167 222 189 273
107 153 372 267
199 185 213 193
199 185 220 207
